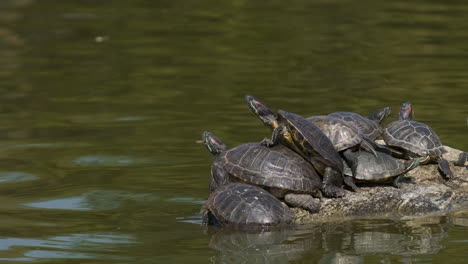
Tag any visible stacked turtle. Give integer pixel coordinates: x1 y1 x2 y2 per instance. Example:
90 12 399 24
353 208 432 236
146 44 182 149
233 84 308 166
201 97 463 229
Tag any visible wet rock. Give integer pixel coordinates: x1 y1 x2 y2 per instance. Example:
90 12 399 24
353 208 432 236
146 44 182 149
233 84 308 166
293 144 468 224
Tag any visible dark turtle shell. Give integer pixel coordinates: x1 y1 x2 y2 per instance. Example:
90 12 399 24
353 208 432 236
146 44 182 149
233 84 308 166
328 112 383 140
383 120 446 158
306 115 363 152
204 183 295 227
278 110 343 173
218 143 322 192
343 151 406 181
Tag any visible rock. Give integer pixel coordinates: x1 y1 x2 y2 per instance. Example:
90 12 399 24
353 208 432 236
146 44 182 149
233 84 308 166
293 144 468 224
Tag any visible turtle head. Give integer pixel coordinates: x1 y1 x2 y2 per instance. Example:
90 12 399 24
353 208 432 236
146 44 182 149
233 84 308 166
404 158 421 171
245 95 279 129
398 102 413 120
202 131 227 157
368 106 391 124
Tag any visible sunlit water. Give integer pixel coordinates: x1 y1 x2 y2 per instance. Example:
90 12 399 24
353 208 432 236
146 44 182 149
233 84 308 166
0 0 466 263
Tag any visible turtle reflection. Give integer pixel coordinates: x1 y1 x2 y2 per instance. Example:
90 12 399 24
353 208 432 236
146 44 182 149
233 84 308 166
207 215 450 263
207 228 320 263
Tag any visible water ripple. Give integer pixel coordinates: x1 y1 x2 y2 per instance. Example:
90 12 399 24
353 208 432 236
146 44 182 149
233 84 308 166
24 196 92 211
71 155 149 167
0 233 136 261
0 171 38 183
22 190 160 211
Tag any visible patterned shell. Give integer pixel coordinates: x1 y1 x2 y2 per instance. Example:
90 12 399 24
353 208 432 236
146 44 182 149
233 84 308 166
328 112 383 140
279 111 343 173
306 115 362 152
219 143 322 192
343 151 406 180
205 183 295 227
384 120 446 156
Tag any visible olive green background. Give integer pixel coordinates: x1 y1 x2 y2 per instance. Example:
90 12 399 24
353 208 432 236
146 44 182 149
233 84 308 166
0 0 466 263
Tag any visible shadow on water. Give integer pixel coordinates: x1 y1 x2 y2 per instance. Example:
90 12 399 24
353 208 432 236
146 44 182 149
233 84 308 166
204 210 468 263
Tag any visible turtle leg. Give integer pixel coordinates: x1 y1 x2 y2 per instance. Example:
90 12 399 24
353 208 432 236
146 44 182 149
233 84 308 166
364 140 394 155
284 193 320 213
378 145 405 158
389 148 405 158
438 158 453 180
341 149 359 191
359 136 378 157
322 167 345 198
454 152 467 167
200 204 220 226
260 126 283 147
311 188 323 200
418 155 431 164
392 175 402 188
206 211 221 226
200 206 209 224
343 176 358 191
260 137 274 147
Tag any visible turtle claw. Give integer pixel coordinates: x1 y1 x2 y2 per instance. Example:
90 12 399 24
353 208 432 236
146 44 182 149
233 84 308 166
438 158 453 180
392 176 402 189
322 184 345 198
260 138 275 147
343 176 358 192
321 167 345 198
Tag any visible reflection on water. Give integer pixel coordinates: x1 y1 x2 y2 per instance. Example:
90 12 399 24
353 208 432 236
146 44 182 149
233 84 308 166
23 190 161 210
0 233 136 262
208 228 319 263
72 155 140 167
113 116 149 122
13 142 68 148
22 189 204 211
176 215 203 225
0 0 466 263
24 196 97 211
0 171 38 183
319 252 362 264
206 212 468 263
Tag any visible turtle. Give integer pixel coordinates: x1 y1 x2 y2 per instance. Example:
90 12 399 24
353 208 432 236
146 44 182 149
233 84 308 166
305 115 383 189
328 106 391 140
306 115 378 155
203 131 322 212
383 102 453 179
245 95 346 198
341 150 421 188
202 183 295 228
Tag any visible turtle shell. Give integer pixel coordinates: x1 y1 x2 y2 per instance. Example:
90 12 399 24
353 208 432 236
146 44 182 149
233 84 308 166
306 115 363 152
218 143 322 193
343 151 406 181
383 120 446 157
328 112 383 140
278 110 343 173
204 183 295 227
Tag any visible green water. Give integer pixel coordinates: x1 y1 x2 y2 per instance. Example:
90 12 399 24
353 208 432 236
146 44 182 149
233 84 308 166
0 0 466 263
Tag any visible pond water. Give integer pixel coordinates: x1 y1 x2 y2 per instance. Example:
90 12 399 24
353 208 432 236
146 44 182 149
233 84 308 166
0 0 467 263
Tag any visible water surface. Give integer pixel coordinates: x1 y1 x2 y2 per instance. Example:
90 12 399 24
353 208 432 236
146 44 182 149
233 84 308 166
0 0 466 263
